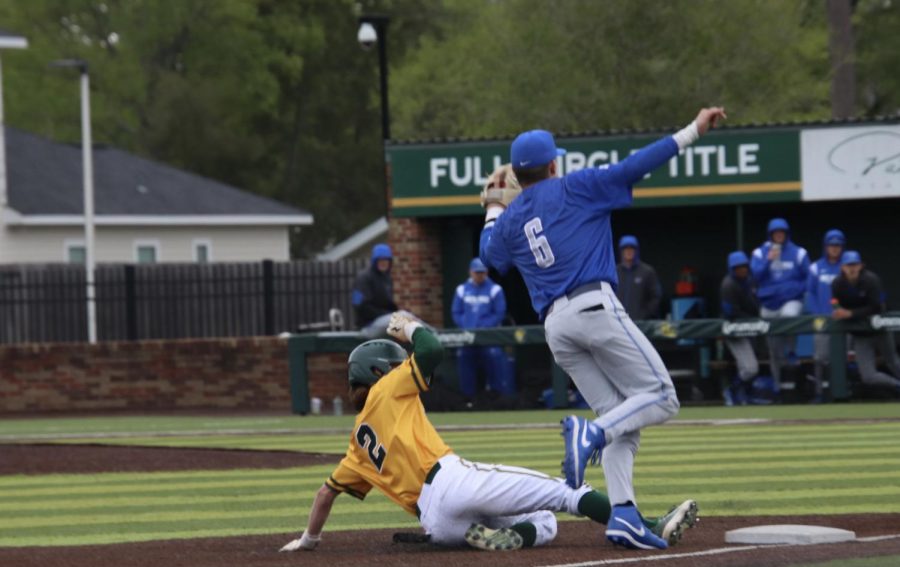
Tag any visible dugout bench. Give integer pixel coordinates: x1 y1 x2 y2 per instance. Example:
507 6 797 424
287 312 900 414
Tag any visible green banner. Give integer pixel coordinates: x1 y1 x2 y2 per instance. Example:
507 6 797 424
388 128 800 217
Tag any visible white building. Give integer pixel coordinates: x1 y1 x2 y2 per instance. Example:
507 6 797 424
0 128 312 263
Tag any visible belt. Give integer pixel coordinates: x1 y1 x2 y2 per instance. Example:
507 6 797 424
547 281 612 317
415 461 442 518
424 461 441 485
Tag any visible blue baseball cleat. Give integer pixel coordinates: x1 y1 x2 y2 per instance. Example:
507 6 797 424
606 504 669 550
560 415 605 489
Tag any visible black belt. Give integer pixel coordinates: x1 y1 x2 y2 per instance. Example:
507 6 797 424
415 461 442 518
424 461 441 485
547 281 610 317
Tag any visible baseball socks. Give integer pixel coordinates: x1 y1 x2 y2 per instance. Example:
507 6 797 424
578 492 664 530
508 522 537 547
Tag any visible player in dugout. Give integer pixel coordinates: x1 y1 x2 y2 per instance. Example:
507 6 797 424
280 312 697 553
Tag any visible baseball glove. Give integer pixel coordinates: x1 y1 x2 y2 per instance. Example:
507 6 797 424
480 164 521 208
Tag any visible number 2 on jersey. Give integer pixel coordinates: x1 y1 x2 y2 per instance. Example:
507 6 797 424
356 423 386 471
524 217 555 268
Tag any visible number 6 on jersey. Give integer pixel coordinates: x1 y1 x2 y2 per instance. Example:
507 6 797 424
525 217 555 268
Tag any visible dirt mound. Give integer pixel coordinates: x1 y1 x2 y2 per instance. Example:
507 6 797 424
0 443 340 475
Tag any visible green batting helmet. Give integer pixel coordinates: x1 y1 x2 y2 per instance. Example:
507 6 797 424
348 339 408 386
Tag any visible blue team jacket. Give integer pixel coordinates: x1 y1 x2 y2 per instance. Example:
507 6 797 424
451 278 507 329
750 239 810 310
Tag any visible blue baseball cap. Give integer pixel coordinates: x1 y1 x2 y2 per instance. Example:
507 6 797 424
824 229 846 246
618 235 639 249
469 258 487 272
728 251 750 270
510 130 566 169
371 243 393 261
767 217 790 235
841 250 862 265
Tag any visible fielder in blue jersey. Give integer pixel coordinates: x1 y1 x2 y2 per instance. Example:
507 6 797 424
479 107 724 550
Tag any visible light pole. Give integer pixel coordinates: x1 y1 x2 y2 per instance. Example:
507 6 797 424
357 15 391 216
51 59 97 344
0 29 28 215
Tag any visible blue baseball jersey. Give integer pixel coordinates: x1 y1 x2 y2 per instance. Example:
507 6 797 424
806 258 841 315
480 136 679 319
451 277 506 329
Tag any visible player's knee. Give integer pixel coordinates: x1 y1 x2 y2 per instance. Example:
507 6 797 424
660 394 679 418
746 360 760 378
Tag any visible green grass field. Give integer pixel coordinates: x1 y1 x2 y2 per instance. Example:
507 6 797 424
2 404 899 547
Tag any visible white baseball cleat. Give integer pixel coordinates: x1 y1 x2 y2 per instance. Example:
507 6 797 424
652 499 699 546
464 523 523 551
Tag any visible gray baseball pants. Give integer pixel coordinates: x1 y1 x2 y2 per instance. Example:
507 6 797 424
725 338 759 382
853 333 900 389
761 300 803 387
545 283 679 507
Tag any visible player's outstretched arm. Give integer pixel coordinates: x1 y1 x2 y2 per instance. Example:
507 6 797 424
608 107 727 188
387 312 444 380
280 484 339 552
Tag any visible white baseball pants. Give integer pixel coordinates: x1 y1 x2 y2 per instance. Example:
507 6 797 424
417 454 591 546
544 285 679 506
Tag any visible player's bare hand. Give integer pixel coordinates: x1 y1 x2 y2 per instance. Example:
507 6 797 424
695 107 727 135
387 311 420 342
832 307 852 320
279 531 320 552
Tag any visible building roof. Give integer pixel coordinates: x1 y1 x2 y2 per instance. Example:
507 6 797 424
0 28 28 49
3 127 312 226
388 115 900 146
317 216 388 261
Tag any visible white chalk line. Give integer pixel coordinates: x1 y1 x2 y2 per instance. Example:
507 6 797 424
535 533 900 567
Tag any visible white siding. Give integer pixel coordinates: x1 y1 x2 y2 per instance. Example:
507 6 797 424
0 223 291 263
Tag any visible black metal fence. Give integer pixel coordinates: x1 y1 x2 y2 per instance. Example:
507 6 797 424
0 259 367 344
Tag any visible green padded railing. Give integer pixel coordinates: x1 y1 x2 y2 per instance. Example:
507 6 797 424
288 313 900 414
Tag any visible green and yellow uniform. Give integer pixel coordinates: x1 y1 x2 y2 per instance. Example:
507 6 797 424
326 328 451 515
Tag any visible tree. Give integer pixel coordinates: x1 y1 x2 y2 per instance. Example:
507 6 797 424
855 0 900 116
390 0 832 139
0 0 450 257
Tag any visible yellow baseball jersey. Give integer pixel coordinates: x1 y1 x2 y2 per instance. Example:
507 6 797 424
325 355 452 515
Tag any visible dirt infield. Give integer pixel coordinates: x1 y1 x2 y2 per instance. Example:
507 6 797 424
2 514 898 567
3 444 898 567
0 443 340 475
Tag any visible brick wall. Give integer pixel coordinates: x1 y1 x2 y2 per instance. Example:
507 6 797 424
0 338 360 415
388 217 444 327
307 352 350 413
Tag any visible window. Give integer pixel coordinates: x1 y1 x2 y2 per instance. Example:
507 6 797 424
134 240 160 264
192 239 212 263
67 245 86 264
64 239 86 264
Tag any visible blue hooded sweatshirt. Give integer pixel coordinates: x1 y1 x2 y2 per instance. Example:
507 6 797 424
750 218 810 310
451 276 507 329
806 229 846 315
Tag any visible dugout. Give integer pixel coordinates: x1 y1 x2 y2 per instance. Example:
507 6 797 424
382 118 900 404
